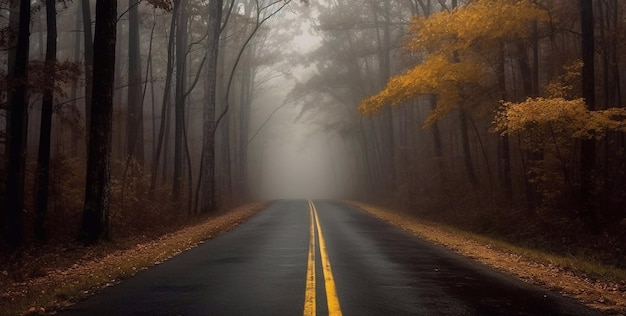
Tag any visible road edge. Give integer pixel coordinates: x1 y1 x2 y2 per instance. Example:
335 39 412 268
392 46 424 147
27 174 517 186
347 201 625 315
1 201 271 316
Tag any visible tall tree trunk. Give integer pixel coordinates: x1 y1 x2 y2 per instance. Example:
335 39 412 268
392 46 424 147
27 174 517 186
150 2 179 195
580 0 596 221
113 25 124 161
532 21 539 97
374 0 395 191
358 118 375 194
80 0 117 244
70 5 82 156
449 0 477 187
459 108 478 186
238 47 253 198
201 0 223 213
173 0 188 201
517 39 542 213
419 2 445 188
81 0 93 132
219 105 231 203
429 95 446 185
3 0 30 250
5 0 20 117
127 0 144 167
34 0 57 242
497 46 512 200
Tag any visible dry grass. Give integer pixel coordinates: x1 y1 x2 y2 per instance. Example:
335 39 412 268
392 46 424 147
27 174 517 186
349 201 626 315
0 202 269 316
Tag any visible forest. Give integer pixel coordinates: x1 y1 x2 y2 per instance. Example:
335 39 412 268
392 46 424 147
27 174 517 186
1 0 625 274
298 0 626 268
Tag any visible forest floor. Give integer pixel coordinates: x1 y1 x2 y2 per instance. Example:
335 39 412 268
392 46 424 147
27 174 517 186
350 201 626 315
0 201 268 316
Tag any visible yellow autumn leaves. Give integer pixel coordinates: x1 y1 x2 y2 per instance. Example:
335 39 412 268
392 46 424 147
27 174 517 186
406 0 548 54
359 0 626 141
358 55 482 126
358 0 547 125
495 60 626 140
494 98 626 140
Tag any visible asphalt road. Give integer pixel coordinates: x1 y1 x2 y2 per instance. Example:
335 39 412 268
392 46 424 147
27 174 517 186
61 200 603 315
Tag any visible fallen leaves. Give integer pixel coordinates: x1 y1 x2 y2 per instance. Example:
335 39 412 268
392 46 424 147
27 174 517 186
0 201 269 315
350 201 626 315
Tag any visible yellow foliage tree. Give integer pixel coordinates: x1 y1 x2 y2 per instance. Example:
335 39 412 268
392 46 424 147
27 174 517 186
358 0 549 125
495 60 626 142
495 97 626 141
358 55 483 126
406 0 548 54
494 61 626 202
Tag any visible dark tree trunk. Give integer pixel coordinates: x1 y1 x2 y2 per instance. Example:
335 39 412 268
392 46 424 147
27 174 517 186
150 3 178 195
429 95 446 185
70 5 82 156
3 0 30 250
517 38 542 213
127 0 144 167
34 0 57 242
5 0 19 115
459 109 478 186
80 0 117 244
497 46 512 200
201 0 223 213
382 1 395 189
580 0 596 220
374 0 395 191
173 0 188 201
81 0 93 132
450 0 477 187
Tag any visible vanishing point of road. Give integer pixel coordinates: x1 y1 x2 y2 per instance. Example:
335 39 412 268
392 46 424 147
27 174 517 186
62 200 602 315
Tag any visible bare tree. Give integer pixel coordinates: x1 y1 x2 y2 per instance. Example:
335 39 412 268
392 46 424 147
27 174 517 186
81 0 94 131
127 0 145 167
200 0 223 213
3 0 30 250
580 0 596 224
80 0 118 244
34 0 58 242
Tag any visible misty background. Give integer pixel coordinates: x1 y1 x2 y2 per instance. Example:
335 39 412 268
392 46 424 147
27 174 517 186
3 0 626 259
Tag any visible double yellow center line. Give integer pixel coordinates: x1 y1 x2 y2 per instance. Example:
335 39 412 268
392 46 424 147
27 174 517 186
304 200 342 316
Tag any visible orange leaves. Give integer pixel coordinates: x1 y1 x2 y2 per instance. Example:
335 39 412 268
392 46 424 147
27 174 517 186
495 59 626 140
359 0 549 125
494 97 626 139
358 55 482 127
584 108 626 137
406 0 548 55
544 60 583 99
495 98 588 135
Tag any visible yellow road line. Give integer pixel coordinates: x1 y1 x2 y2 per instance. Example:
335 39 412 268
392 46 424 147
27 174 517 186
304 200 342 316
311 201 342 316
303 200 316 316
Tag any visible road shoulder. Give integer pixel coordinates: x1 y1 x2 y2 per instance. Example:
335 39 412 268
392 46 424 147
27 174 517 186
349 201 626 315
0 202 269 315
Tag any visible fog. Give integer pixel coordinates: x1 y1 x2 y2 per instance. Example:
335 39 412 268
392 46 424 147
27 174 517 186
4 1 626 311
8 0 618 219
246 17 347 199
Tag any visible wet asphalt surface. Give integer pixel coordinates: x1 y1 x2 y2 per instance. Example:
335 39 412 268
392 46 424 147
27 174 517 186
60 200 604 315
